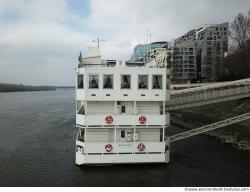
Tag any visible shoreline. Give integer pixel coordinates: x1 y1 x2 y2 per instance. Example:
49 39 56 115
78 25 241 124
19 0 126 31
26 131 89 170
170 98 250 153
0 89 56 93
0 83 56 92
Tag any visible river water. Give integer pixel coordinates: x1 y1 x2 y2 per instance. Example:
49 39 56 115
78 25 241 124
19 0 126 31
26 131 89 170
0 90 249 186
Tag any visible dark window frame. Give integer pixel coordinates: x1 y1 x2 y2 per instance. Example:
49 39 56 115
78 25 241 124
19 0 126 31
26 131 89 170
103 74 114 89
121 130 125 138
121 106 126 113
88 74 99 89
138 74 148 89
77 74 84 89
121 75 131 89
152 75 163 89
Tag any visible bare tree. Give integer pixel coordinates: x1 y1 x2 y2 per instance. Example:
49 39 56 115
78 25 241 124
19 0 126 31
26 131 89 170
222 10 250 80
230 9 250 54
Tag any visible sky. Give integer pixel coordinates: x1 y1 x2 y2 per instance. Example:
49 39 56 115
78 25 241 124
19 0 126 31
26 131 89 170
0 0 249 86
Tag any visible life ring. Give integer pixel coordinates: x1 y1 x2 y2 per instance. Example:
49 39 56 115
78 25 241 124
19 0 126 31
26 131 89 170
105 115 113 124
139 116 146 124
105 144 113 152
137 143 145 151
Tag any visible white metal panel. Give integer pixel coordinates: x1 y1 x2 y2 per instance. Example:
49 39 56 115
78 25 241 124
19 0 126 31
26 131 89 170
76 89 85 100
86 155 114 164
116 129 127 142
137 128 161 142
119 101 133 114
85 128 114 143
114 154 166 163
115 128 161 142
87 101 114 115
137 101 160 115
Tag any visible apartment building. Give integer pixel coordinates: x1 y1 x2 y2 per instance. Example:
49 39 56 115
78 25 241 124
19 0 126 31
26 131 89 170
196 22 229 81
171 42 197 82
171 22 228 82
129 22 228 82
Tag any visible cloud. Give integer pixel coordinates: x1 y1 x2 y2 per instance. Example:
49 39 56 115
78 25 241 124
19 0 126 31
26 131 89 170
84 0 250 59
0 0 93 86
0 0 249 85
0 0 69 23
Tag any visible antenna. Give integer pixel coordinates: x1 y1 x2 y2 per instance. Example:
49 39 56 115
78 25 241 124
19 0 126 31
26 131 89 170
93 38 106 48
146 29 150 61
146 29 149 44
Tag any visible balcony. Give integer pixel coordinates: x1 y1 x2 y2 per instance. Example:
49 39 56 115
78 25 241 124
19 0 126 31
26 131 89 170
76 114 169 126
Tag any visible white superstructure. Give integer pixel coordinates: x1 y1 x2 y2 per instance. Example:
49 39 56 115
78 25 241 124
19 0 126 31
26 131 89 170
75 47 170 165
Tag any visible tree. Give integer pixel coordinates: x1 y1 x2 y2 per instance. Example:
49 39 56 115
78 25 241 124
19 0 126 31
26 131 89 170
222 10 250 81
230 9 250 54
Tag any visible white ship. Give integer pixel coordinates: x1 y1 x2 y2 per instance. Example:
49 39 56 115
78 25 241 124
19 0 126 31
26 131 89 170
75 47 170 165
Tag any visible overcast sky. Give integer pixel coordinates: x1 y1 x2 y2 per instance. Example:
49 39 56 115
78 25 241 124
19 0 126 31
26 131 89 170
0 0 249 86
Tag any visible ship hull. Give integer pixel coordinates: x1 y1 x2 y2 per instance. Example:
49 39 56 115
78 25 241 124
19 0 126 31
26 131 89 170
75 140 170 165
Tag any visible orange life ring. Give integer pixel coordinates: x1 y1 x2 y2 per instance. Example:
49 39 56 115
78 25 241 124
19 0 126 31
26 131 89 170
139 116 146 124
105 115 113 124
105 144 113 152
137 143 145 151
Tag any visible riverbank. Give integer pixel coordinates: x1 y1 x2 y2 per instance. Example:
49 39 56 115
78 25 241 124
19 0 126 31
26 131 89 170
171 98 250 152
0 83 56 92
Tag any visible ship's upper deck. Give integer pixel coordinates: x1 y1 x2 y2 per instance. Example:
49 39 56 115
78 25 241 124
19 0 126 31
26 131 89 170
78 60 144 68
76 47 170 102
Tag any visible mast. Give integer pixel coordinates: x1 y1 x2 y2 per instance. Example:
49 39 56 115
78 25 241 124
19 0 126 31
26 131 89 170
93 38 106 48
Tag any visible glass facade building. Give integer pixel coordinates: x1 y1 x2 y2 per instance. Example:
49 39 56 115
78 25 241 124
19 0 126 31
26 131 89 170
130 42 168 62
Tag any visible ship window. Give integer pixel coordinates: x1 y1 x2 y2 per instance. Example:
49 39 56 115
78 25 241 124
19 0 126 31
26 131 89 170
77 100 81 111
121 106 126 113
121 75 131 89
103 75 113 89
152 75 162 89
121 130 125 138
77 101 85 115
160 104 163 115
77 75 84 89
138 75 148 89
89 74 99 89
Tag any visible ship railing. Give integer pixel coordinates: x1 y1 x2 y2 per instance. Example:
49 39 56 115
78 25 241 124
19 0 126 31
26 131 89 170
76 127 85 142
76 124 169 129
167 78 250 109
78 63 145 68
78 63 115 68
